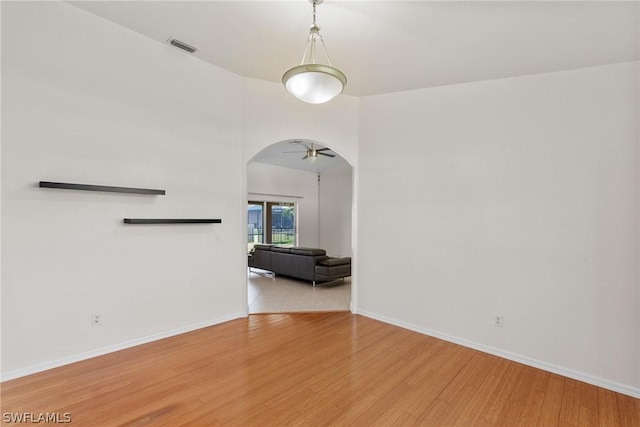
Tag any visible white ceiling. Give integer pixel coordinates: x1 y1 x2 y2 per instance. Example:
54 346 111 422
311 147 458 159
68 0 639 172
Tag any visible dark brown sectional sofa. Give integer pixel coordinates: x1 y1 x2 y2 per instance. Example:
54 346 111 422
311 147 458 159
248 244 351 286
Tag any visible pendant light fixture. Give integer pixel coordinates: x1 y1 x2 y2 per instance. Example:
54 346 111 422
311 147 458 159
282 0 347 104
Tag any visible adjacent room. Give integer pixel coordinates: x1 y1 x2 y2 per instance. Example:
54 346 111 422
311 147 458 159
1 0 638 425
247 140 353 313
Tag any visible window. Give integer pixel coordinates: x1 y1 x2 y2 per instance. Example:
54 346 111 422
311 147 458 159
247 202 264 251
269 202 295 246
248 201 296 251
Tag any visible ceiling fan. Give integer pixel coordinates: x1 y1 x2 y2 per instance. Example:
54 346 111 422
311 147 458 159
284 141 336 160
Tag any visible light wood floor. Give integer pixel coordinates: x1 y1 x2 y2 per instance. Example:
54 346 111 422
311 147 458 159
2 313 639 426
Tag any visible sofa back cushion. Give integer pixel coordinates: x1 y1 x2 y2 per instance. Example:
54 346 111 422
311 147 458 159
272 247 292 253
272 252 329 281
290 247 326 256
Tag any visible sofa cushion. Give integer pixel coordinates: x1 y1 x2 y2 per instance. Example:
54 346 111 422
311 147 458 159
315 263 351 277
290 247 326 256
318 257 351 266
254 244 272 251
272 246 292 253
249 247 272 270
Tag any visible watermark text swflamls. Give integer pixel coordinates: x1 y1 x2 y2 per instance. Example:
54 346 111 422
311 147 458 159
2 412 72 424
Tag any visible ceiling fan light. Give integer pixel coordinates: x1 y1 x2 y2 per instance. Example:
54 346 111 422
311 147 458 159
283 64 346 104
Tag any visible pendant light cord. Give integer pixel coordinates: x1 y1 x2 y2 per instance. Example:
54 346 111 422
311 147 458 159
312 0 317 27
299 0 333 67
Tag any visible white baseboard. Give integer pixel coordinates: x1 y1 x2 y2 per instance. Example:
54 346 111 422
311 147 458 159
4 310 638 399
1 312 247 382
357 309 640 399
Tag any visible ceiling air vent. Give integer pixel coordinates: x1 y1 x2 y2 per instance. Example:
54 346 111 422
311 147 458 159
168 38 197 54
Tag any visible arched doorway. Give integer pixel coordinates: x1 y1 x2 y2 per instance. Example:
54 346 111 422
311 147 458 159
246 139 354 313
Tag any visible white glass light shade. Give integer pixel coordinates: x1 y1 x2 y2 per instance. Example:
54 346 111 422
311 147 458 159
282 64 347 104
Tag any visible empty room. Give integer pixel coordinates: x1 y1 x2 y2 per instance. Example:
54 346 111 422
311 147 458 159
1 1 639 425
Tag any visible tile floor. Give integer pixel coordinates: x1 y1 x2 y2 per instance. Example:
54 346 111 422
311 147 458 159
248 268 351 314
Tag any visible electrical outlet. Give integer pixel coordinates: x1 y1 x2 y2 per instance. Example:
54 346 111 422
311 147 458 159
494 314 504 328
92 314 102 326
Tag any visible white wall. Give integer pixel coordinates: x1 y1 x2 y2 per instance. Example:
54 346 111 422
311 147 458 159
241 77 359 166
319 163 353 257
6 0 636 400
247 163 319 247
357 62 640 395
247 160 353 256
1 2 245 378
241 74 359 308
0 1 361 379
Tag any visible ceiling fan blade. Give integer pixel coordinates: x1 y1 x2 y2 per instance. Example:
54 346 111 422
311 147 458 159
289 141 312 151
302 154 308 160
315 148 332 152
318 152 336 158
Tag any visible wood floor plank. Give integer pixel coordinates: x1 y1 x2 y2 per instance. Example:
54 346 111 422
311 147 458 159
496 362 537 424
406 345 474 418
414 398 452 426
479 361 524 424
559 377 582 426
578 381 600 426
304 327 410 393
438 353 490 404
452 356 511 426
598 388 622 427
617 393 640 426
1 312 638 426
515 369 551 425
537 374 566 426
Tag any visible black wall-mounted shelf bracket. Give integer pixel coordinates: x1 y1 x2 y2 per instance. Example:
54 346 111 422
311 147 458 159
39 181 165 195
123 219 222 224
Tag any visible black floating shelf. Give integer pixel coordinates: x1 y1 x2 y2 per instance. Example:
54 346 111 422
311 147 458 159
39 181 165 195
124 219 222 224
